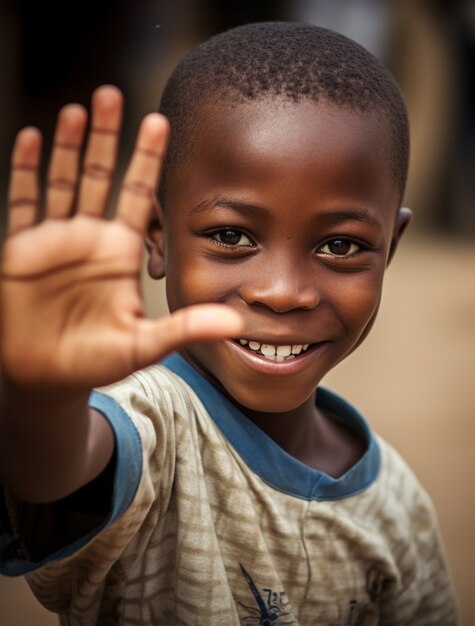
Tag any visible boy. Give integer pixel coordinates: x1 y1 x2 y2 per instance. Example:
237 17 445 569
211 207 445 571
0 21 458 625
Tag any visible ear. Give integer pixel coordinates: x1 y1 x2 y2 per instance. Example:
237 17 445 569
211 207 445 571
145 197 166 279
387 207 413 266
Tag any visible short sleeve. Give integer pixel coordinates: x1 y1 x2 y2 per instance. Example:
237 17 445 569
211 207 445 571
0 369 177 614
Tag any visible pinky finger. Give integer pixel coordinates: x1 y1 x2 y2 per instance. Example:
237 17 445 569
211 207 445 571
7 127 42 236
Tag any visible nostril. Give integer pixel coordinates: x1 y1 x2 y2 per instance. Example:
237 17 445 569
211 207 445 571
241 290 320 313
239 273 320 312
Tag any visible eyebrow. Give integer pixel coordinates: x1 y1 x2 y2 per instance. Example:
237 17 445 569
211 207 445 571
318 209 383 228
192 198 382 227
191 198 268 217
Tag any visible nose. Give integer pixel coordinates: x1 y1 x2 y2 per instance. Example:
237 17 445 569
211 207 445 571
240 258 320 313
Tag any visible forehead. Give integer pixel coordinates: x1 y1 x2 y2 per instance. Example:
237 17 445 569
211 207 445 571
207 97 384 144
167 97 398 215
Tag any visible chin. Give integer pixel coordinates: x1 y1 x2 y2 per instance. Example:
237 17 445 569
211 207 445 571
221 380 315 415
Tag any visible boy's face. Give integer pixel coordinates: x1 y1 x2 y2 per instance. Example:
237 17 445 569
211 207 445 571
150 99 410 414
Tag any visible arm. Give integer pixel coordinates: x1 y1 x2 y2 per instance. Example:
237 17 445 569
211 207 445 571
0 377 111 503
0 85 242 504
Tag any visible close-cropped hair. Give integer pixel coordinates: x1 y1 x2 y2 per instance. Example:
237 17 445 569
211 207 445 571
158 21 409 207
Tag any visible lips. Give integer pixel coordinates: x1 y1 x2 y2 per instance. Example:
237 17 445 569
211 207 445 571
235 339 312 362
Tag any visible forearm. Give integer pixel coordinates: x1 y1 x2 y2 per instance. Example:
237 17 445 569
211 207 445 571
0 375 114 503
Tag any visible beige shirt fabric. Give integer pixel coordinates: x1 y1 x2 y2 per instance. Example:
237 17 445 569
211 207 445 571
5 358 459 625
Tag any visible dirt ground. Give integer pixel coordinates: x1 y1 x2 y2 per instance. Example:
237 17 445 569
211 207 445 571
1 232 474 625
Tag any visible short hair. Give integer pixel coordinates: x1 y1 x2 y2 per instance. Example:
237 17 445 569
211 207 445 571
158 21 409 206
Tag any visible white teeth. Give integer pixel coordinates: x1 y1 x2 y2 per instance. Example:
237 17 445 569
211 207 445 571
237 340 312 361
261 344 276 356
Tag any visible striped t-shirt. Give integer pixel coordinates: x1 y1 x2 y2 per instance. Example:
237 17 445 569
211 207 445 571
0 353 459 625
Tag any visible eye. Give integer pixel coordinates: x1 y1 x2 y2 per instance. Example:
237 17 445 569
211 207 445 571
319 238 361 257
211 228 253 248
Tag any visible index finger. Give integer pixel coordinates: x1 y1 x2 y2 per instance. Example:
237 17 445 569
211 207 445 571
115 113 169 233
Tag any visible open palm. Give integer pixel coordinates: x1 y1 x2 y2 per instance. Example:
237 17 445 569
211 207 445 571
0 86 241 388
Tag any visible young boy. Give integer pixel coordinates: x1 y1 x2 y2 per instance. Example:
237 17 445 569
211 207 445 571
0 21 458 625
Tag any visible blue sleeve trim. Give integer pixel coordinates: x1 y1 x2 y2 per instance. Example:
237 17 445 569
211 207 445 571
0 391 142 576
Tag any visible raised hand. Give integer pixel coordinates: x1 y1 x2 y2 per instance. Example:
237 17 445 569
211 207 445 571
0 86 242 390
0 86 241 388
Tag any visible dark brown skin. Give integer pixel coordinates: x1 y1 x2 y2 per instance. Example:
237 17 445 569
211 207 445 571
0 87 411 504
0 86 243 503
148 99 412 476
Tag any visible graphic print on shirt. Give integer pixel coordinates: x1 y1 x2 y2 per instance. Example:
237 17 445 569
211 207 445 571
330 566 387 626
238 563 297 625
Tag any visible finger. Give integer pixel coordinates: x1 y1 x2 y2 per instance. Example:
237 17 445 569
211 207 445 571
7 127 42 236
45 104 87 219
76 85 123 217
134 304 243 370
116 113 169 233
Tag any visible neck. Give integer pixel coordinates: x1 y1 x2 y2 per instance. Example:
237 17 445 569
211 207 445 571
234 393 366 477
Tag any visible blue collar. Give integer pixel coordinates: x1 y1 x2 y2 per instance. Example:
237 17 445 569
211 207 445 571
162 353 380 501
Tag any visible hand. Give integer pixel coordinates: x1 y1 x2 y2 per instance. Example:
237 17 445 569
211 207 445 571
0 85 242 389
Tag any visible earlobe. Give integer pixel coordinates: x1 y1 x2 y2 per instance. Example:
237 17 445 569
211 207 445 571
387 207 413 266
145 198 167 279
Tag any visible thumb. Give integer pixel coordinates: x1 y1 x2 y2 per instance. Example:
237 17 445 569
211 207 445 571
134 304 243 368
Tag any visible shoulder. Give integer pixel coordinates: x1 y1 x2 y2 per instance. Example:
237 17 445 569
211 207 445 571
95 362 196 406
88 363 213 488
367 435 447 572
91 363 208 429
376 435 436 515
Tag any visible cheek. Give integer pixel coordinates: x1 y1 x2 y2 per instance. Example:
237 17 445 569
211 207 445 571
333 272 384 339
165 248 237 311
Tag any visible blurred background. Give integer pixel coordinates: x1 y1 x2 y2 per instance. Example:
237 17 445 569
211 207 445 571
0 0 474 624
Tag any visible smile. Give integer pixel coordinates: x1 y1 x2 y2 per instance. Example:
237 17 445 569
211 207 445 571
235 339 312 362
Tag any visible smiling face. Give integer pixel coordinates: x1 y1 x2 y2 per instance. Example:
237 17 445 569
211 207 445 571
149 98 410 415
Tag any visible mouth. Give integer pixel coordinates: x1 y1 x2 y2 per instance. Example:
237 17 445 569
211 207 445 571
233 339 313 362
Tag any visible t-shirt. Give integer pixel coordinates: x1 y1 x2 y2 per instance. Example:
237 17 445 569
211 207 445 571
0 353 459 625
